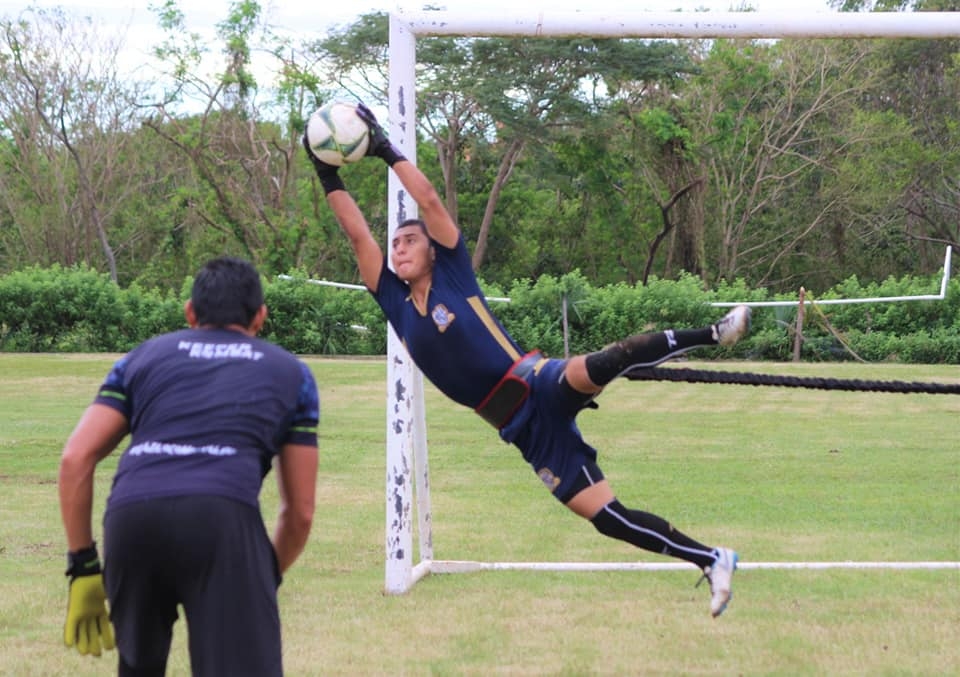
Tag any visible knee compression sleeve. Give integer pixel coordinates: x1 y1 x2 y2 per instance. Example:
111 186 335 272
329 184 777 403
584 328 715 386
591 500 715 568
557 373 599 413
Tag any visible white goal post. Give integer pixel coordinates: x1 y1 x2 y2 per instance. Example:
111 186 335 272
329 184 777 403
382 7 960 594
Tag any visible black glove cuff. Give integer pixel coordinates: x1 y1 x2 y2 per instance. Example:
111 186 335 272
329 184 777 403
319 172 346 195
66 543 101 578
380 144 406 167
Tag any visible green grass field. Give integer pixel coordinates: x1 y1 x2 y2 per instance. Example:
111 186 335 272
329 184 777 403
1 354 958 675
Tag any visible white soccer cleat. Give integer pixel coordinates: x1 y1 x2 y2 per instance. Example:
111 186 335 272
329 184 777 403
701 547 738 618
712 305 751 347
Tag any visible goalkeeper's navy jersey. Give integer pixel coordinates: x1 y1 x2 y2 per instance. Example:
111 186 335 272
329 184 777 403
95 328 319 512
373 234 524 409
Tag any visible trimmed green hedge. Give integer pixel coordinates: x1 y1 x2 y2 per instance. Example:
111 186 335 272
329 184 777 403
1 265 957 363
0 265 184 352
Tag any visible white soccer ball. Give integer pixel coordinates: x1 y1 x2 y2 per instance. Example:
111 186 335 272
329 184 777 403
305 102 370 167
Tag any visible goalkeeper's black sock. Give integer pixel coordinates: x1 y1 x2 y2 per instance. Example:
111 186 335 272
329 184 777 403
584 328 714 386
591 499 715 569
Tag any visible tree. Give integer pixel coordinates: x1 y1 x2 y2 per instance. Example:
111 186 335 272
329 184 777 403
872 11 960 267
681 37 915 290
142 0 330 276
0 7 152 281
317 14 697 273
833 0 960 272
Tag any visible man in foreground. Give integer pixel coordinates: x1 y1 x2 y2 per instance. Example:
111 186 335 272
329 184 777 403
58 256 320 674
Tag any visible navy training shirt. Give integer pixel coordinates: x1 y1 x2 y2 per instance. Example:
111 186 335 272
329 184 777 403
373 234 524 409
95 328 319 511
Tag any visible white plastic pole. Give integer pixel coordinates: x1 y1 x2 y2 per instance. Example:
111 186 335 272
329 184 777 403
428 560 960 573
413 376 433 565
397 9 960 39
713 245 953 308
384 12 421 595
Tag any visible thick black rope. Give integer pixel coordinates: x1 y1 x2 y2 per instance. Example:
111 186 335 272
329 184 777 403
624 366 960 395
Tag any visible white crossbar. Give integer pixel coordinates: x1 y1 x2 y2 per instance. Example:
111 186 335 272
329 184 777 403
398 9 960 39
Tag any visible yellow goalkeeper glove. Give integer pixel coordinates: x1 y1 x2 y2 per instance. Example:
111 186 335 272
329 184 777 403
63 543 115 657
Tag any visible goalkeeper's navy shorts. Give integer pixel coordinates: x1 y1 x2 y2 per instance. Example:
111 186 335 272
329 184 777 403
499 358 603 503
103 495 282 676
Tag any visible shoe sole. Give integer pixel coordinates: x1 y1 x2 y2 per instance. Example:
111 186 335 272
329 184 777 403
711 551 739 618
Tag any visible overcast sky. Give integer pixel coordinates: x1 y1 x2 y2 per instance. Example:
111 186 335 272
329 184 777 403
0 1 836 81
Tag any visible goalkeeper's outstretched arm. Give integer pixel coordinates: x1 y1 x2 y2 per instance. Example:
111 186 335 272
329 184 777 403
325 189 384 293
355 102 459 249
389 159 460 250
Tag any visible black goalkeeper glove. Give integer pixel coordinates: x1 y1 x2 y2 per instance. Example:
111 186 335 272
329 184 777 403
302 130 346 194
63 543 115 657
356 103 406 167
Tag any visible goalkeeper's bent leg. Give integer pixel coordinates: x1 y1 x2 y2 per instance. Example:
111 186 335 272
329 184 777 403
584 328 715 386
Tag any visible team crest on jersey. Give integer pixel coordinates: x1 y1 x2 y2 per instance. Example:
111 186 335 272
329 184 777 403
537 467 561 493
431 304 455 332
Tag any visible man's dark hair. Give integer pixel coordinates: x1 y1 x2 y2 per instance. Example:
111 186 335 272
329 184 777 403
190 257 264 328
397 218 428 235
397 218 441 251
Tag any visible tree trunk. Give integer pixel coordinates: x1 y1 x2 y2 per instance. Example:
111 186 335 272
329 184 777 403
471 138 524 271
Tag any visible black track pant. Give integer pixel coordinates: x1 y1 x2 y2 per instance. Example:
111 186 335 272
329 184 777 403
103 495 282 677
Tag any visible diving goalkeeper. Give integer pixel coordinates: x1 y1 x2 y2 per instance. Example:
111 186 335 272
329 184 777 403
305 102 747 617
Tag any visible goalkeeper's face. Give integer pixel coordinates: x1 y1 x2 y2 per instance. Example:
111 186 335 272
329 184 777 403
391 224 435 283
